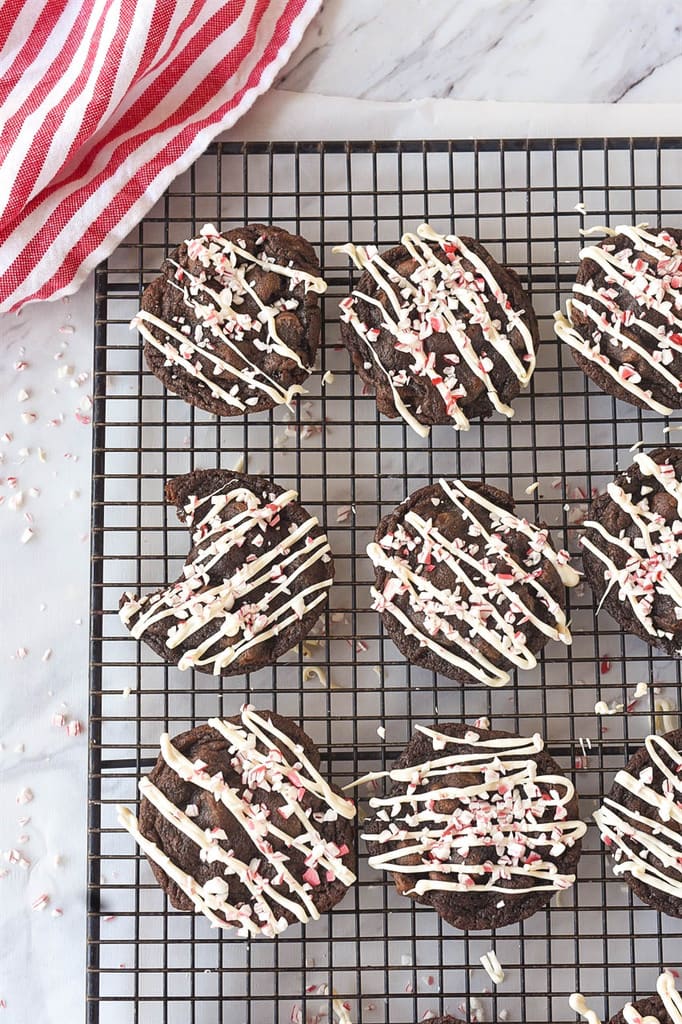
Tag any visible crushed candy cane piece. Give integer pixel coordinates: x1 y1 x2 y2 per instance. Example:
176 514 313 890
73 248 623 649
16 788 33 805
31 893 50 912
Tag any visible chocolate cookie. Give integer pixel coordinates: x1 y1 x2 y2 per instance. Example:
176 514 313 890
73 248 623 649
117 707 356 937
335 223 539 436
368 477 579 687
571 972 682 1024
554 224 682 414
581 447 682 655
119 469 334 675
134 223 326 417
593 730 682 919
361 722 586 931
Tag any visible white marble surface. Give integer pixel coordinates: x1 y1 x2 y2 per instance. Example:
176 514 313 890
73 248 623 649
275 0 682 104
1 0 681 1019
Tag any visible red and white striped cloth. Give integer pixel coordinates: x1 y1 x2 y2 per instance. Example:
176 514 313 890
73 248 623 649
0 0 320 313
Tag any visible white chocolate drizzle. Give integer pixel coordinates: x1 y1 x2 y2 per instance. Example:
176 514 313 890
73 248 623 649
581 451 682 648
368 477 578 687
594 732 682 900
570 972 682 1024
360 725 586 896
554 224 682 414
120 478 333 674
117 706 356 938
133 223 327 411
335 223 537 436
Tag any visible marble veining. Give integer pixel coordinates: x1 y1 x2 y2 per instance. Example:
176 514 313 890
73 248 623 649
276 0 682 104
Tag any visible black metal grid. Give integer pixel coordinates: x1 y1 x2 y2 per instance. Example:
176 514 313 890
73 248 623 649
89 138 682 1024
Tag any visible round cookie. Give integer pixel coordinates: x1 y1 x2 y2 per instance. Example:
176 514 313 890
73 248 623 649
135 222 326 417
119 469 334 675
335 223 539 436
362 722 586 931
554 224 682 414
117 706 356 937
581 447 682 655
368 477 579 687
593 729 682 919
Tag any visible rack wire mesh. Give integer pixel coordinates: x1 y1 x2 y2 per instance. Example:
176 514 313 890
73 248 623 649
89 138 682 1024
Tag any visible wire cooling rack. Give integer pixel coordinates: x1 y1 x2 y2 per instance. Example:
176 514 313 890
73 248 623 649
89 138 682 1024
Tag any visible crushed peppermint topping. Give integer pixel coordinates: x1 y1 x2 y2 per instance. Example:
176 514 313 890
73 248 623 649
362 725 586 899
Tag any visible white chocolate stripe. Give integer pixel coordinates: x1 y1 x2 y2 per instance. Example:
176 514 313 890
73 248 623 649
436 484 574 630
570 972 682 1024
369 478 576 688
442 478 581 586
362 725 586 897
566 297 682 397
594 733 682 900
209 708 355 823
577 235 682 331
335 222 536 435
207 232 327 295
407 226 532 387
635 451 682 516
168 259 309 371
355 287 472 430
369 534 536 671
117 707 356 939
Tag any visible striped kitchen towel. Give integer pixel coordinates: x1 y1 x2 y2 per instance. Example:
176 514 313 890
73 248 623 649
0 0 320 313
